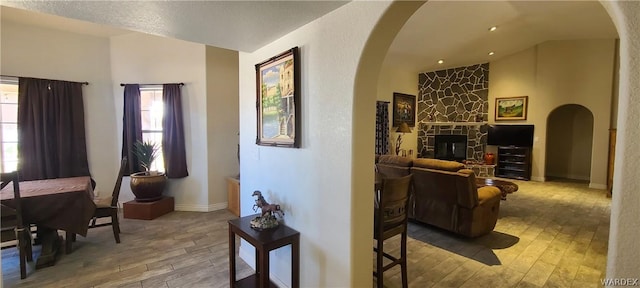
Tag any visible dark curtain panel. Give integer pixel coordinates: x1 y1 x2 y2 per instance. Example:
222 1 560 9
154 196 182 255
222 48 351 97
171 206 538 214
162 84 188 178
122 84 142 175
17 78 90 180
375 101 390 155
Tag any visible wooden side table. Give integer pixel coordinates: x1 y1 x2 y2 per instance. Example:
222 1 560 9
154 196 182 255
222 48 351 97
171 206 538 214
476 177 519 200
229 214 300 288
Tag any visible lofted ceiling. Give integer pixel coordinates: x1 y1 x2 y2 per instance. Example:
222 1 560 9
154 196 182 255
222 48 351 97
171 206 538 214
387 1 618 73
1 1 618 74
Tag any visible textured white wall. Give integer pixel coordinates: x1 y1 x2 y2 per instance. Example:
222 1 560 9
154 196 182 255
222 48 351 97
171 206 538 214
205 46 239 207
376 64 419 157
0 20 118 198
536 40 615 188
601 0 640 282
238 2 394 286
110 33 209 210
352 2 426 286
489 40 615 186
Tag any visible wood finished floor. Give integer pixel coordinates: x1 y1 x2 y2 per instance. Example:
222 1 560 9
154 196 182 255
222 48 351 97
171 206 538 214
2 179 610 288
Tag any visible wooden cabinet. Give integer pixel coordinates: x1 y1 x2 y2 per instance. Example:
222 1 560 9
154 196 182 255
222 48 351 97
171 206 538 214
226 177 240 217
607 129 616 197
496 146 531 180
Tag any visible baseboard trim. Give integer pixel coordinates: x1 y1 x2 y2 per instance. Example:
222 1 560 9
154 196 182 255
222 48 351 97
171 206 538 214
530 176 545 182
174 202 228 212
589 183 607 190
239 244 288 288
545 173 590 181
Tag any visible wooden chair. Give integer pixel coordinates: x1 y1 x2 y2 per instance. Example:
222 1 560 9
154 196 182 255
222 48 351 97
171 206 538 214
373 174 412 288
89 157 127 243
1 171 33 279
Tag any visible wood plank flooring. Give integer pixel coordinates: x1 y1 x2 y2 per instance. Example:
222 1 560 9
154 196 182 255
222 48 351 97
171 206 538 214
2 210 253 288
2 178 610 287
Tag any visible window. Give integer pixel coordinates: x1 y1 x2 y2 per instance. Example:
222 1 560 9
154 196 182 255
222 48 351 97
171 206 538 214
0 79 18 173
140 86 165 172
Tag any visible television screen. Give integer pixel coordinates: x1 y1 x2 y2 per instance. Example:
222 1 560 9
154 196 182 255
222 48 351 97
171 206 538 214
487 125 534 147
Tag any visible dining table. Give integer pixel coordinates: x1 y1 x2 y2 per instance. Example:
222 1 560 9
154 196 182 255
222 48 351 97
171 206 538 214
0 176 96 269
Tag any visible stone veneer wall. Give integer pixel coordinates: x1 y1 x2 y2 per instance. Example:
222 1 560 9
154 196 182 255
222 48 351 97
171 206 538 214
417 63 489 160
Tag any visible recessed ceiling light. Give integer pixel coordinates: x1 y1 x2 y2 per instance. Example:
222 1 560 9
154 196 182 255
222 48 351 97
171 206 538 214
437 59 444 64
489 26 497 32
488 51 495 56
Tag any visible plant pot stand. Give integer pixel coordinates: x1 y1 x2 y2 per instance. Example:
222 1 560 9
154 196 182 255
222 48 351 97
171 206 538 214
123 196 174 220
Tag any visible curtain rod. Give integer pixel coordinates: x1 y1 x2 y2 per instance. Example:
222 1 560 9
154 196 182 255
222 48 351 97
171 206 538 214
0 74 88 85
120 83 184 86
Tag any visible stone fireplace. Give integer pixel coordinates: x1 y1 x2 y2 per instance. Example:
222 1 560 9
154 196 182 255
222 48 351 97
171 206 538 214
416 63 489 161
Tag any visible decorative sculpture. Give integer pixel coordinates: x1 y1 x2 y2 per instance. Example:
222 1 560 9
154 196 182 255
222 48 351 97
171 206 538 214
250 190 284 230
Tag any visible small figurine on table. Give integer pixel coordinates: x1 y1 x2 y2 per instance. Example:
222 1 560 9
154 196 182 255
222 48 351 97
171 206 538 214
250 190 284 230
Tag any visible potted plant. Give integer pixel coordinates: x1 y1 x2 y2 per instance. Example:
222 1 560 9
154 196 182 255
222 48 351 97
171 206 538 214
129 140 167 202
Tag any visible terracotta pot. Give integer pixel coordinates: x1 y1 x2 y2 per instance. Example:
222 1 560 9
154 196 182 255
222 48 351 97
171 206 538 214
130 171 167 202
484 153 495 165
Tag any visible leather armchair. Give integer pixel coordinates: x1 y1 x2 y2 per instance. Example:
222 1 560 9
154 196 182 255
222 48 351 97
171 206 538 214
410 159 501 237
376 156 502 237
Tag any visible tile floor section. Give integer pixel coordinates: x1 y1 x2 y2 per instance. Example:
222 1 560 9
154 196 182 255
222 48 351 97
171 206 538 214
2 179 610 287
377 179 610 288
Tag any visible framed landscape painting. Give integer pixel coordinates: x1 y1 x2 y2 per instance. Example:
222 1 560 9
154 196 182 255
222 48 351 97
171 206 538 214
255 47 300 148
392 92 416 127
496 96 528 121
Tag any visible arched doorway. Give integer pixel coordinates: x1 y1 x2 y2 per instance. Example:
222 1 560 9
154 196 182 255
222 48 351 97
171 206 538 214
545 104 594 182
354 0 638 284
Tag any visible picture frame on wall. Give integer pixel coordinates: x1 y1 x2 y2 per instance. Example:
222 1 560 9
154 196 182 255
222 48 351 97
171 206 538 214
495 96 528 121
392 92 416 127
255 47 300 148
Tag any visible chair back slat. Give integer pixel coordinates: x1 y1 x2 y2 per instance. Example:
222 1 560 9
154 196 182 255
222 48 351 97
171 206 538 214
1 171 32 279
1 172 24 229
110 157 128 207
376 174 412 237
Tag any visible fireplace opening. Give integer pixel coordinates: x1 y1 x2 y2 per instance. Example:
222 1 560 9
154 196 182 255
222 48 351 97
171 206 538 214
434 135 467 162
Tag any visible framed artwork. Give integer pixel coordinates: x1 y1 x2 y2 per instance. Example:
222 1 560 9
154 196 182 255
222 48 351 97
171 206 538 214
495 96 528 121
256 47 300 148
392 92 416 127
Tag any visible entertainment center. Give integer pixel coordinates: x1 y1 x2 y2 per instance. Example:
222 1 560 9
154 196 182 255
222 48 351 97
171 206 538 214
496 146 532 180
488 125 534 180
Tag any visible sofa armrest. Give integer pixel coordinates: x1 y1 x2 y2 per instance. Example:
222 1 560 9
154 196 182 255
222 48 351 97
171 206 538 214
477 186 501 205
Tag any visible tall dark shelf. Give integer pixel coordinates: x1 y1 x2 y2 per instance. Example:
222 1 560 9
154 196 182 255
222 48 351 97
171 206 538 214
496 146 531 180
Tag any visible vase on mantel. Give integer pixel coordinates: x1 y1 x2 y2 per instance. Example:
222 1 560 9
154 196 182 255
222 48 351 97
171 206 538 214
484 153 495 165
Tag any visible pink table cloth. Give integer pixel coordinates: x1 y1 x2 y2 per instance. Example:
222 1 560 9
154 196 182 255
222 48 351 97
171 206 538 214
1 176 96 236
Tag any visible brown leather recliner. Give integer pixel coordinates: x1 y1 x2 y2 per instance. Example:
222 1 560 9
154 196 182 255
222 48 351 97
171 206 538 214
410 159 501 237
376 156 502 237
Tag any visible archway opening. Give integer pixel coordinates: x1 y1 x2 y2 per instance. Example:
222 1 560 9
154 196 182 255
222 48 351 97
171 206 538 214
353 0 631 285
545 104 594 182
